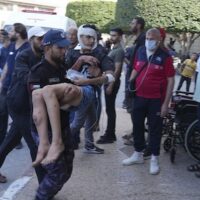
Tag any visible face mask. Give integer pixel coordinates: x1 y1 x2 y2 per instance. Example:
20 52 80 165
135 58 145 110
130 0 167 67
145 40 157 51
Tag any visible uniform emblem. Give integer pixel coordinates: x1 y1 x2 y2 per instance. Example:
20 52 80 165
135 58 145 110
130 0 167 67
156 57 162 62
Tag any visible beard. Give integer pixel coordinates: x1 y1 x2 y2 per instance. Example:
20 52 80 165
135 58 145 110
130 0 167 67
33 43 43 55
131 27 138 34
51 54 64 65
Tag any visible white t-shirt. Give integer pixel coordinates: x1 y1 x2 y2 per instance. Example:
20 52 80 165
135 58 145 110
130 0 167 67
194 72 200 103
196 57 200 72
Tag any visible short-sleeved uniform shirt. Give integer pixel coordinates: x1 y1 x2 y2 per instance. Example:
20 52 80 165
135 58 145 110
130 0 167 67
181 59 197 78
134 46 175 100
2 41 30 92
28 59 71 134
108 43 124 81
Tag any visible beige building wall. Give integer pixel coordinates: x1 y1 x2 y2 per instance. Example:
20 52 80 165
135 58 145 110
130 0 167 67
0 0 68 27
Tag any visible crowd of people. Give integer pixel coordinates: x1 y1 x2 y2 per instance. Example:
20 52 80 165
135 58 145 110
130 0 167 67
0 16 199 200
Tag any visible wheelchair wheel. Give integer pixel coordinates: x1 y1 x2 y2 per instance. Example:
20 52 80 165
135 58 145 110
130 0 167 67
170 147 176 163
185 120 200 162
163 138 172 152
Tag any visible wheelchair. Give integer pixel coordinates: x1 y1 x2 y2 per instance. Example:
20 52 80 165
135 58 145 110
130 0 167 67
162 91 200 163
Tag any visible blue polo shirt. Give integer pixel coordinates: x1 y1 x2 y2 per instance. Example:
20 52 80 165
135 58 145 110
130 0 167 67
2 41 29 92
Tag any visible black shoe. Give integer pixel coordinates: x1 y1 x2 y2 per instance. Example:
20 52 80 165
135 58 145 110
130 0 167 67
143 148 151 160
83 145 104 154
122 133 132 140
97 135 116 144
15 142 23 150
123 138 134 146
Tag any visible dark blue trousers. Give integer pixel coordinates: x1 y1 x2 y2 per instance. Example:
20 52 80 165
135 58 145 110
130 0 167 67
33 128 74 200
132 96 163 156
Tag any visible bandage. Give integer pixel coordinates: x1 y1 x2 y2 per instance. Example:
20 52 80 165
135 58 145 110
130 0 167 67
105 73 115 83
78 25 97 50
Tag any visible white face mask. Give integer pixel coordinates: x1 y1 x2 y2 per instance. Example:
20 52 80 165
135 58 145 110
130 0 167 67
145 40 157 51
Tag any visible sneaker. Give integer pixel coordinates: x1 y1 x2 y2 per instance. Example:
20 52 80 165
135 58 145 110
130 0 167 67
122 151 144 166
143 148 151 160
83 145 104 154
150 156 160 175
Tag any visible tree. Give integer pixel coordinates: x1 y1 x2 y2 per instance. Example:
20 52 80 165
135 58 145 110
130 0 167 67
116 0 200 56
66 0 116 32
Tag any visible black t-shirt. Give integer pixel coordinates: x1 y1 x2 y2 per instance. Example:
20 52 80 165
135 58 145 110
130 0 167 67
28 59 70 133
131 32 146 67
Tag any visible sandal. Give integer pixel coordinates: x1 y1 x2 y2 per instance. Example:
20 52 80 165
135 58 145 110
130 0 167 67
0 173 7 183
187 163 200 172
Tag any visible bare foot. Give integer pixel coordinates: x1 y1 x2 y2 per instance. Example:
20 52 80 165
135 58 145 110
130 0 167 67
41 142 64 165
32 143 50 167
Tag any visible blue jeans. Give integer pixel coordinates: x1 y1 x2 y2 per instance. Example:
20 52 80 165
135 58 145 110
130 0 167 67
70 86 96 147
132 96 163 156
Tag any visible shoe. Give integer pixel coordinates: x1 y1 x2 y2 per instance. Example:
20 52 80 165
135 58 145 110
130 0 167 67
93 124 100 132
123 138 134 146
150 156 160 175
122 133 132 140
122 151 144 166
97 135 116 144
0 173 7 183
15 142 23 150
83 145 104 154
143 148 151 160
187 163 200 172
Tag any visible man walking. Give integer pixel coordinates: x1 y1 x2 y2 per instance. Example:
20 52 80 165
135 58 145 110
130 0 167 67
28 29 74 200
0 27 46 184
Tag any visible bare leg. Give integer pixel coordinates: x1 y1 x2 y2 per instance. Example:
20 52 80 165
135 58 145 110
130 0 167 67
32 90 50 167
41 83 82 165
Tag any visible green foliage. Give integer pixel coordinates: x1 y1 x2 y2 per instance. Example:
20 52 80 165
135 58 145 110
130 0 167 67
115 0 139 32
66 1 116 32
115 0 200 33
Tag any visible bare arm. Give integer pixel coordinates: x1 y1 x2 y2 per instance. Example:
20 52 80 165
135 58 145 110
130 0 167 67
73 70 114 86
129 69 138 81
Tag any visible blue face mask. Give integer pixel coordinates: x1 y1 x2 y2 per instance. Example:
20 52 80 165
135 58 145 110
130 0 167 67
145 40 157 51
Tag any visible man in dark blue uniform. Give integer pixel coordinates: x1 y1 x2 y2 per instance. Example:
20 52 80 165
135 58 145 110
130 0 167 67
28 29 74 200
0 27 46 184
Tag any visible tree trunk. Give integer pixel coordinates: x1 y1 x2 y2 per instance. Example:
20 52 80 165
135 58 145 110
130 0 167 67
173 33 200 57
